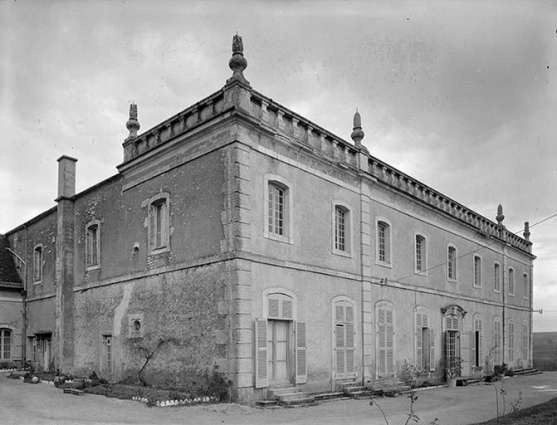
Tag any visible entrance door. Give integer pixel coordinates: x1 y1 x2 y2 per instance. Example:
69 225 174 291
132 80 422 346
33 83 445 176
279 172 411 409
268 320 289 383
42 338 51 372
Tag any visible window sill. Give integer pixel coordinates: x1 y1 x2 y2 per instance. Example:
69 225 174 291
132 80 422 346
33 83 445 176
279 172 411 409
33 281 42 285
375 261 392 269
148 247 170 256
333 249 352 258
414 270 428 277
264 233 292 245
447 278 458 284
86 265 101 272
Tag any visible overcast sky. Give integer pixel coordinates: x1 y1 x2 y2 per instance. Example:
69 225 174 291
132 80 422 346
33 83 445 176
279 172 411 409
1 0 556 331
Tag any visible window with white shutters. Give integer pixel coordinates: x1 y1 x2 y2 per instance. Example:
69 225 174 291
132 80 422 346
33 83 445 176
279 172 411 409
508 320 515 362
447 245 457 281
295 321 307 384
493 317 502 365
377 303 394 376
522 321 529 362
415 309 433 371
268 294 293 320
335 302 355 376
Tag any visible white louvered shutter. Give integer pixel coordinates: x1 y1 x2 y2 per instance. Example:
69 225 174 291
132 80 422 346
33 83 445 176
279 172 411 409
429 328 435 372
254 319 268 388
295 321 307 384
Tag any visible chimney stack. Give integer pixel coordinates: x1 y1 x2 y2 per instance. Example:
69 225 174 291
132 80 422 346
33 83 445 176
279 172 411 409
56 155 78 201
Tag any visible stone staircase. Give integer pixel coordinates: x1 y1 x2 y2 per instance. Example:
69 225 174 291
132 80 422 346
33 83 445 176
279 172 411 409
258 385 316 407
336 380 371 399
513 367 542 377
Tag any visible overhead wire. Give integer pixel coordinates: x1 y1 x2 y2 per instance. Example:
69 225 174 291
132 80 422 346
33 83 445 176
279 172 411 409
380 211 557 286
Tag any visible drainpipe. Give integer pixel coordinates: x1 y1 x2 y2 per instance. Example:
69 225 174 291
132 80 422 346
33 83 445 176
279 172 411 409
5 247 27 367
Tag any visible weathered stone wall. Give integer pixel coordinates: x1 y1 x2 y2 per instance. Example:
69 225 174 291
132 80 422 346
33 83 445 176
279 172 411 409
73 262 228 385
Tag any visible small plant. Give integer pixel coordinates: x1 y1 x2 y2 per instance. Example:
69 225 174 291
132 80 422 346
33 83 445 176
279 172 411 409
404 393 420 425
403 359 422 384
439 357 462 380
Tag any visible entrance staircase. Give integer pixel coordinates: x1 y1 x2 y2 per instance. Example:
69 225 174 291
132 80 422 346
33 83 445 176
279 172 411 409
513 367 542 376
257 385 316 407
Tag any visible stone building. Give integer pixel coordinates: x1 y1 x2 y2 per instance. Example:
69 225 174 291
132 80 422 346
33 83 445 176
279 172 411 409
1 36 534 403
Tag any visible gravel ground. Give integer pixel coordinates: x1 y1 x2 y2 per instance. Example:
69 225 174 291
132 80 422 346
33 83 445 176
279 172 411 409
1 372 556 425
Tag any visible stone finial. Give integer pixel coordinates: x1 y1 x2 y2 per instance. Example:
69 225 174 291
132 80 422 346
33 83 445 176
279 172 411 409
351 110 366 151
227 34 250 86
523 221 531 242
126 103 140 139
496 204 505 226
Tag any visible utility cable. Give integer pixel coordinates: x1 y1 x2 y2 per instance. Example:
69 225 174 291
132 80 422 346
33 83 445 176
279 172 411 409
378 211 557 286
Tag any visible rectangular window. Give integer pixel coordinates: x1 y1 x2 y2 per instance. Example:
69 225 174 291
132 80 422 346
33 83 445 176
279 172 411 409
493 319 502 365
474 256 482 287
86 224 99 268
493 263 501 292
377 221 391 264
378 307 394 376
335 207 346 252
268 184 285 236
415 235 426 273
1 329 11 360
523 273 529 299
508 322 515 362
33 246 43 283
447 246 457 280
148 195 170 253
522 323 529 361
103 335 113 372
509 269 515 296
473 317 483 368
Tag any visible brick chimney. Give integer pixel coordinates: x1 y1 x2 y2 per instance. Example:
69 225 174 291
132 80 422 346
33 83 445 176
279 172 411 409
54 155 77 373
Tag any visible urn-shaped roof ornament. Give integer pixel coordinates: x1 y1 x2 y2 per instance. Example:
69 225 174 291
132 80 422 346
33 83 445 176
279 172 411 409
227 34 250 86
126 103 140 140
351 110 368 152
496 204 505 227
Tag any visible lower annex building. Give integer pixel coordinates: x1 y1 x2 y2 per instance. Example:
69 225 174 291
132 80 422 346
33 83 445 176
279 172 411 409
0 36 535 403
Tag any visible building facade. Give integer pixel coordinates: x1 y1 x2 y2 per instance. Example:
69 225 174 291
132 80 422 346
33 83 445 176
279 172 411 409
1 36 534 403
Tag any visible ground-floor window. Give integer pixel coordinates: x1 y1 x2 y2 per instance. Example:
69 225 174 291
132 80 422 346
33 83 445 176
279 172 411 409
102 334 113 373
522 321 529 362
0 329 11 360
335 302 355 376
473 315 483 368
508 321 515 362
376 302 394 376
415 309 435 372
493 317 502 365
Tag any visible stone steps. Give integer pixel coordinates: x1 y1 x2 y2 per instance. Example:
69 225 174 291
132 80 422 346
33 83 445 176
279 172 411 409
266 385 316 407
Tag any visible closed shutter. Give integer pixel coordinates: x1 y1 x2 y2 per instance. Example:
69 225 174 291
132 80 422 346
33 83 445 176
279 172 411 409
295 321 307 384
416 312 423 369
346 322 355 373
386 310 394 375
336 324 345 375
254 318 268 388
282 300 293 320
378 309 386 375
268 299 280 318
429 328 435 372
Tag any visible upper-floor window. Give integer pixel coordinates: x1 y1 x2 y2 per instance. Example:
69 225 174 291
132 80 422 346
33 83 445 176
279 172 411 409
264 175 292 244
147 193 170 254
415 235 427 274
447 245 457 281
86 220 101 269
523 273 529 299
33 244 43 283
0 329 11 360
508 268 515 296
493 263 501 293
376 220 391 265
333 202 352 256
473 255 482 288
268 183 285 236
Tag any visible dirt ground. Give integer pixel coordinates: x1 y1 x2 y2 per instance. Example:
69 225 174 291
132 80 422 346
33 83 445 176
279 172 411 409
1 372 556 425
